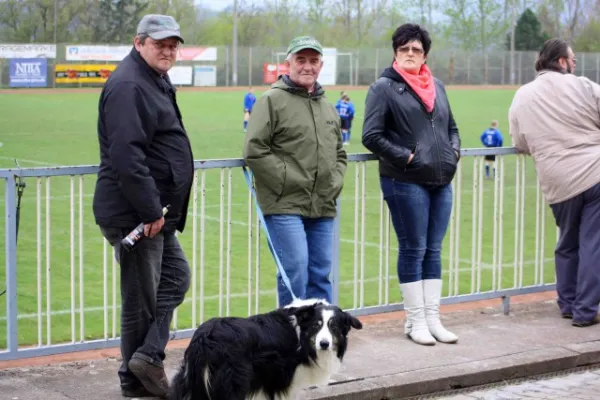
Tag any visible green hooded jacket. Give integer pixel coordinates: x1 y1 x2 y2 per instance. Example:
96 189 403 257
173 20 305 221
243 76 347 218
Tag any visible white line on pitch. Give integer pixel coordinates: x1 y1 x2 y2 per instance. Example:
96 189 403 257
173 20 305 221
0 156 60 166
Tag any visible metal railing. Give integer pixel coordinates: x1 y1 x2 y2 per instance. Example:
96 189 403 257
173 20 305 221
0 147 558 361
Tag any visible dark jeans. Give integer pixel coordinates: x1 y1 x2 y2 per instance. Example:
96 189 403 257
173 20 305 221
549 181 600 323
100 227 191 389
380 177 453 283
263 215 334 307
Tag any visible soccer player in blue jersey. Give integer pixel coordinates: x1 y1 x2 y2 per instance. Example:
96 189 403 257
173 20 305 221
243 87 256 133
480 120 504 179
335 94 355 145
345 95 356 143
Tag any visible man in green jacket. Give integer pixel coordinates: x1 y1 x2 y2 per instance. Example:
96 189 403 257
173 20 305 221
243 36 347 307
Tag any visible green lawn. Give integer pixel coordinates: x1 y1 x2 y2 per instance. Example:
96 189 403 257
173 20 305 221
0 87 557 350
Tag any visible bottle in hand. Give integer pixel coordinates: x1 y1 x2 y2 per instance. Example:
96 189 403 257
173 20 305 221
120 205 170 251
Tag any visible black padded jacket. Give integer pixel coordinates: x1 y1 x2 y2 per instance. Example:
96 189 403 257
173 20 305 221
362 66 461 187
93 48 194 233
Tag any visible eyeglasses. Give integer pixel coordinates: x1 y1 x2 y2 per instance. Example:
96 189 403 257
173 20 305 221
397 46 424 55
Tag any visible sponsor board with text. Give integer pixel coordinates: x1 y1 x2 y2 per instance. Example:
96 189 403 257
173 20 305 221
9 58 48 87
55 64 116 84
0 44 56 59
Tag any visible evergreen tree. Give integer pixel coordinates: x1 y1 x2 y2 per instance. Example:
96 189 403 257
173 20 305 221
505 8 550 51
92 0 149 44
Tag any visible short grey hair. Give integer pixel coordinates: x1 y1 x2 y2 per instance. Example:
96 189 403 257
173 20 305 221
286 52 323 62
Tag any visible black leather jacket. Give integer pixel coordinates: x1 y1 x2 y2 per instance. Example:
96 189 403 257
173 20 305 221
362 67 461 186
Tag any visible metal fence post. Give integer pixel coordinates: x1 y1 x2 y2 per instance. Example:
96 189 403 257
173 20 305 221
596 53 599 83
248 46 252 87
518 52 523 85
375 48 379 82
355 49 360 86
4 174 19 355
225 46 230 87
331 200 342 306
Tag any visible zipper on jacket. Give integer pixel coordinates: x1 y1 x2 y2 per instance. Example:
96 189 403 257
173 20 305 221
400 82 444 184
308 99 319 202
430 117 443 184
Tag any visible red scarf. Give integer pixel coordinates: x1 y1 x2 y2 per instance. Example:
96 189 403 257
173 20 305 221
393 61 436 113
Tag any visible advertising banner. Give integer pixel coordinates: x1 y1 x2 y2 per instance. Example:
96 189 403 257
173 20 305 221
55 64 116 84
319 48 337 86
167 66 193 85
193 65 217 86
263 63 289 84
177 47 217 61
9 58 48 87
0 44 56 59
65 45 218 62
66 45 130 61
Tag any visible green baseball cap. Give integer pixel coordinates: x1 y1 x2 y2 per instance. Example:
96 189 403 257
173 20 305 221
286 36 323 56
137 14 184 43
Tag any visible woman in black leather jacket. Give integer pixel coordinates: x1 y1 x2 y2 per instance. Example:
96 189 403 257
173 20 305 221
362 23 461 347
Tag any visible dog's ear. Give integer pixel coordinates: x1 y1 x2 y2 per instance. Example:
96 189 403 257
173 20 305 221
291 305 317 325
344 312 363 330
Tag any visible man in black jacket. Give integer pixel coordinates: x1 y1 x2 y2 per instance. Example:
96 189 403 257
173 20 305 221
92 14 194 398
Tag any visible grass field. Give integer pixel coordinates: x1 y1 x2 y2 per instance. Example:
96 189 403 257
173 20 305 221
0 86 558 350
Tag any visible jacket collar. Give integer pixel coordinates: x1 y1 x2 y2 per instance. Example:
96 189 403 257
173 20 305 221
277 74 324 98
535 69 565 79
129 47 175 94
380 65 405 83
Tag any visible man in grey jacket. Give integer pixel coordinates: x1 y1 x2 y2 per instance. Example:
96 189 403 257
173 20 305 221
509 38 600 327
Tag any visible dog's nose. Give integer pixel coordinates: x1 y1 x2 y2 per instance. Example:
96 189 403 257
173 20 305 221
319 340 330 350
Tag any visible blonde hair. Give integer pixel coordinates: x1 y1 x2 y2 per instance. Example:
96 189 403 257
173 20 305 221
491 120 498 128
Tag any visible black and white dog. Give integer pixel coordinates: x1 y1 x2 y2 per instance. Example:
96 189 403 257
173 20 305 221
168 298 362 400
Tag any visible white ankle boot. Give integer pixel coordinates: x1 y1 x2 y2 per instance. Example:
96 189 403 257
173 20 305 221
423 279 458 343
400 281 436 346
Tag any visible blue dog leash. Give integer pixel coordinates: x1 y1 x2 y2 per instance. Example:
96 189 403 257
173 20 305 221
242 166 299 302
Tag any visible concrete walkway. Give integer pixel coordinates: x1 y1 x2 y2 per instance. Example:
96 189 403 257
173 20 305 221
2 292 600 400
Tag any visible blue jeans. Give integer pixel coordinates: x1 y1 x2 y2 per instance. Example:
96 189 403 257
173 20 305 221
380 177 453 283
263 215 334 307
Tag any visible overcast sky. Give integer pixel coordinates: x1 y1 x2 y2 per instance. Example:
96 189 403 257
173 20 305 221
196 0 234 10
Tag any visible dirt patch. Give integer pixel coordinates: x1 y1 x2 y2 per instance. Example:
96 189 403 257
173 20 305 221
0 84 520 95
447 84 520 90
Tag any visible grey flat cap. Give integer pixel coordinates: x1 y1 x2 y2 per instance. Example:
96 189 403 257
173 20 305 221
137 14 184 43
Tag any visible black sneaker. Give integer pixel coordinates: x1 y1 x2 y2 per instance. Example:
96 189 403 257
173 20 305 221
128 358 169 398
572 318 599 327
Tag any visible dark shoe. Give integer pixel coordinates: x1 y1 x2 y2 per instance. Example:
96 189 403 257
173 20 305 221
128 357 169 398
121 385 155 398
562 312 573 319
572 318 599 327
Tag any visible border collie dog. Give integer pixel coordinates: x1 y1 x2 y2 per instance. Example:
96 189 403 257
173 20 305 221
168 298 362 400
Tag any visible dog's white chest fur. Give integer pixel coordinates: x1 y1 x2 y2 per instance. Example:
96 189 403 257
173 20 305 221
246 352 341 400
247 310 342 400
